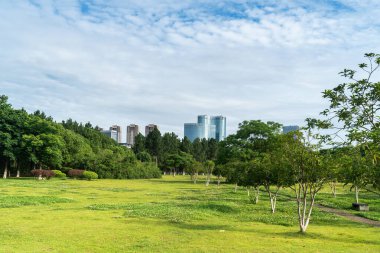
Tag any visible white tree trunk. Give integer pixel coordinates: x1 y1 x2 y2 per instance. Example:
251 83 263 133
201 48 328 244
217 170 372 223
297 189 317 233
16 169 20 178
38 165 42 180
206 173 210 186
234 183 238 192
355 186 359 203
3 161 8 179
255 187 260 204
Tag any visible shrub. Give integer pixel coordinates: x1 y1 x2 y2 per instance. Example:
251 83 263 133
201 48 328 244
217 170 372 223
52 170 66 179
67 169 84 178
30 169 55 179
83 171 98 180
60 167 72 174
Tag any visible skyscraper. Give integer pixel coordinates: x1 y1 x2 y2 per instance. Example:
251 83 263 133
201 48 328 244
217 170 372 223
184 115 226 142
109 125 122 143
100 130 118 142
127 124 139 146
145 124 158 136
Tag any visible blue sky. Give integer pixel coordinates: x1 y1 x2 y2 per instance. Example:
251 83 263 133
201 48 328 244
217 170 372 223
1 0 380 139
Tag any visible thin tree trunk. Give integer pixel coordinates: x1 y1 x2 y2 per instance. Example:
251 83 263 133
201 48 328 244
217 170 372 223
16 168 20 178
3 160 8 179
217 175 221 188
234 183 238 192
254 187 260 204
329 182 337 198
355 186 359 204
38 164 42 180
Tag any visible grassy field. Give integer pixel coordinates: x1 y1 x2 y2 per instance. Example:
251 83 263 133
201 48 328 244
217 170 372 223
0 176 379 253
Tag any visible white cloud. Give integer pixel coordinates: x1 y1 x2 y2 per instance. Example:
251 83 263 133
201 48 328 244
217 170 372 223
1 0 380 140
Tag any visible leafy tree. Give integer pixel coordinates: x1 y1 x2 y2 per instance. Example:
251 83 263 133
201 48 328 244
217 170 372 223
180 136 192 153
317 53 380 189
132 133 146 154
0 95 16 178
283 131 331 233
192 138 206 162
206 138 218 160
145 127 162 163
340 147 374 203
136 151 152 162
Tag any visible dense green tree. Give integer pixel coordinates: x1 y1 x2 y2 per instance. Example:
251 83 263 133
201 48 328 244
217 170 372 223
180 136 192 153
136 151 152 162
0 95 17 178
192 138 206 162
132 133 146 154
206 138 218 160
145 127 162 163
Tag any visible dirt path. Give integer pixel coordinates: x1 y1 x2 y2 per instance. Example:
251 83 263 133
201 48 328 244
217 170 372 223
316 204 380 227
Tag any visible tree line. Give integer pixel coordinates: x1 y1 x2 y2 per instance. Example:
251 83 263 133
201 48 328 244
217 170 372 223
0 97 161 179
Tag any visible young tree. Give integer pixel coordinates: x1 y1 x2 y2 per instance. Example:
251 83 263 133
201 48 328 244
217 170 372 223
283 132 330 233
340 147 373 203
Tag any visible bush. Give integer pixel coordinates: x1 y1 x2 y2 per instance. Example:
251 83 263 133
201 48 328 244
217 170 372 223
67 169 85 178
60 167 72 174
83 171 98 180
30 169 55 179
52 170 66 179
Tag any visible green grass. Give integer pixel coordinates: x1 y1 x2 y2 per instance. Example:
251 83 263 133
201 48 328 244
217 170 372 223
0 176 379 252
317 184 380 221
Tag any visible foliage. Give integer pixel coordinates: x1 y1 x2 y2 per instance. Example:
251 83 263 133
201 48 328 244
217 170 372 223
30 169 55 179
67 169 85 178
136 151 152 162
52 170 67 179
83 171 99 180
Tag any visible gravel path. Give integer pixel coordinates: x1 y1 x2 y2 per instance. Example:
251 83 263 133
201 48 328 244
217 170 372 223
316 204 380 227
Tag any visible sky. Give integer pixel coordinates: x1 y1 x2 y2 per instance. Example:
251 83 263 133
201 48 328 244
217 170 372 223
1 0 380 140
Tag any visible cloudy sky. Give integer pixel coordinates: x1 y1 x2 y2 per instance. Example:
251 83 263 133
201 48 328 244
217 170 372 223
1 0 380 139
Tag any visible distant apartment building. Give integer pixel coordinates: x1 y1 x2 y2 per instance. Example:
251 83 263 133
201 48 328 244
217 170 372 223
145 124 158 136
184 115 226 142
109 125 122 143
127 124 140 146
282 125 300 134
100 130 118 142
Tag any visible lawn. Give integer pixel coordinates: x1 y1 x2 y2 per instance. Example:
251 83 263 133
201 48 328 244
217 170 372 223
0 176 379 252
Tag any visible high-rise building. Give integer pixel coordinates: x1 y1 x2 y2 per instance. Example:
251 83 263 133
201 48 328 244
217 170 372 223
109 125 122 143
283 125 300 134
184 115 226 142
100 130 118 142
127 124 140 146
145 124 158 136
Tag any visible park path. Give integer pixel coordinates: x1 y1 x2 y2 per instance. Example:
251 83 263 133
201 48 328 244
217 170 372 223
316 204 380 227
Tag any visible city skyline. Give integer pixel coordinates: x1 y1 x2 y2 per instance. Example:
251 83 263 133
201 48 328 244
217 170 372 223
1 1 380 137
